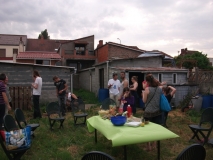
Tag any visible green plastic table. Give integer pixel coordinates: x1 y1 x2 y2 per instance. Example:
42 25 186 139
87 116 179 160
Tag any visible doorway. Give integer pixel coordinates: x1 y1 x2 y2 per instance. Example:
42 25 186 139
99 68 104 89
129 72 145 99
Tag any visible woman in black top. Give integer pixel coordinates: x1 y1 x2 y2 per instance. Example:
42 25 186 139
162 86 176 128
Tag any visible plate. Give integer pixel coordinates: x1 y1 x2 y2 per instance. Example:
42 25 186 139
125 122 141 127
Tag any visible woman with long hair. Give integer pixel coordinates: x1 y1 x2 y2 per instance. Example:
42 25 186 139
162 86 176 127
142 74 162 151
120 87 134 112
129 76 138 114
32 70 42 119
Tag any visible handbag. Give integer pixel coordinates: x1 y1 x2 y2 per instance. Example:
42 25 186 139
4 126 31 150
160 93 171 112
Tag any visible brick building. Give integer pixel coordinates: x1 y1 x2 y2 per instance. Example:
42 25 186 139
58 35 95 70
95 40 145 63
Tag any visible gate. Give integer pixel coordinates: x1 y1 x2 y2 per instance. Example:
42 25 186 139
9 86 32 110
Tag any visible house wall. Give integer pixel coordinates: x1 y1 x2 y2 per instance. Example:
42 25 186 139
61 36 94 57
150 72 188 85
96 45 108 63
0 62 74 105
110 56 162 68
0 45 26 57
96 44 144 63
108 45 142 59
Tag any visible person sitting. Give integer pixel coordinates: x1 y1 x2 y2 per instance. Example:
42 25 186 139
66 92 78 111
120 87 134 112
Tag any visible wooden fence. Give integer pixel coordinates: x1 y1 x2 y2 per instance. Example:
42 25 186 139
9 86 32 110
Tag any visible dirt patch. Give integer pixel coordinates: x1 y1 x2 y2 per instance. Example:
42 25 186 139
67 145 80 155
169 110 185 118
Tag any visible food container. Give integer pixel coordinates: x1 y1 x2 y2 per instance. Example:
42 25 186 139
111 116 127 126
98 110 109 119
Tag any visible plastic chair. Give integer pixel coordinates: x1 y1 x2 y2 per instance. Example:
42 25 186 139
71 98 88 125
15 108 40 137
0 115 30 160
46 102 65 130
3 114 19 132
81 151 115 160
176 144 206 160
101 98 116 110
188 108 213 145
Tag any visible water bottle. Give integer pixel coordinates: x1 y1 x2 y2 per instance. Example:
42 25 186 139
127 105 132 118
119 102 123 114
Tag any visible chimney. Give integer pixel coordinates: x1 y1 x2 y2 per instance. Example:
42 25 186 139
99 40 103 47
19 37 24 52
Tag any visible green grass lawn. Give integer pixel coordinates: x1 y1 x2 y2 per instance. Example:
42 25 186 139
1 89 213 160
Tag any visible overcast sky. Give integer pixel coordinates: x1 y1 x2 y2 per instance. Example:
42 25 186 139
0 0 213 57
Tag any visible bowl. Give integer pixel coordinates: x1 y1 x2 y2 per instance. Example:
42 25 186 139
111 116 127 126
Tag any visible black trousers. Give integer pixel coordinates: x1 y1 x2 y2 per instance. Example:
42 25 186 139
58 96 66 116
33 95 42 119
0 104 5 130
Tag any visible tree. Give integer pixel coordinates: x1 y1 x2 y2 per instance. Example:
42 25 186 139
174 51 212 70
38 29 49 39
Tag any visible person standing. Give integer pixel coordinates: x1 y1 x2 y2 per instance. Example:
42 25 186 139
0 73 11 129
162 85 176 128
119 71 129 99
129 76 138 114
108 73 121 108
32 70 42 119
3 76 12 115
53 76 68 116
142 74 162 151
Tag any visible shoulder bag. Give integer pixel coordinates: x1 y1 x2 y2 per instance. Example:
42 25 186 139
160 92 171 112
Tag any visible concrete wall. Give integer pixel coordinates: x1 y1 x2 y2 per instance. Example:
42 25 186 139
172 85 198 107
16 59 59 65
0 62 75 104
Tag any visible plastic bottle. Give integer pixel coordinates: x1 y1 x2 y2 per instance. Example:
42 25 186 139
127 105 132 118
119 102 123 114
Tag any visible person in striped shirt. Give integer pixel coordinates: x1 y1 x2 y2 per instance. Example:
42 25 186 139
0 73 11 129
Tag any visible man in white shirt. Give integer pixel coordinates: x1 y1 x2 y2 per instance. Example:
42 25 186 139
108 73 121 107
32 70 42 119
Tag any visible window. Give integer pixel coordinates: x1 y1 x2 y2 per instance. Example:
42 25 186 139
173 73 177 84
36 60 43 64
0 49 6 57
43 60 50 65
88 50 94 55
13 49 18 54
158 73 162 82
75 44 85 55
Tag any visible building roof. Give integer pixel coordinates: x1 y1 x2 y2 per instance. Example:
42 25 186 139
113 67 188 72
0 34 27 45
138 51 173 59
17 51 61 59
26 38 69 52
60 35 94 44
108 42 145 52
